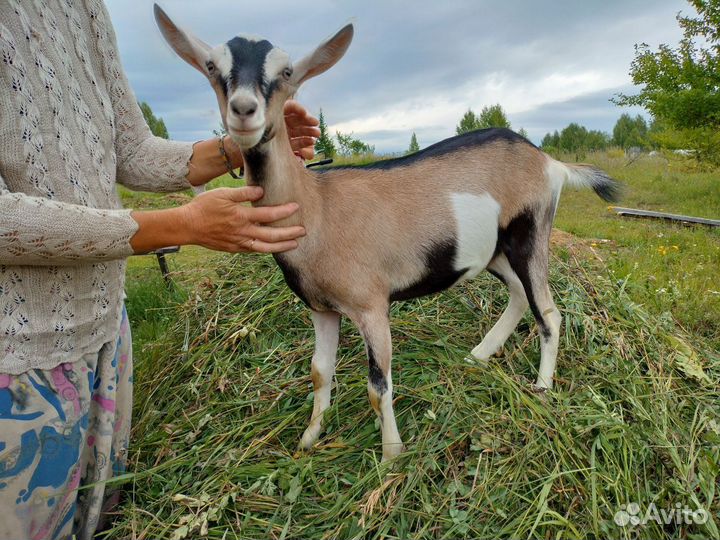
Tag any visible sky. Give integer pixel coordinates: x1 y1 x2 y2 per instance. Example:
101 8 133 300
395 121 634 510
106 0 693 153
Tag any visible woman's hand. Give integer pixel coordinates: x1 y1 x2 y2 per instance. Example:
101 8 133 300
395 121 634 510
130 186 305 254
182 186 305 253
284 100 321 160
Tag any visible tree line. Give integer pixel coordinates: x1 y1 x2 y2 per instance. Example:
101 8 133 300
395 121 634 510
540 114 653 154
141 1 719 166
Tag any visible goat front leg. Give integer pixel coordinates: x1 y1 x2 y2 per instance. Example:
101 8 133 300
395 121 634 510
299 310 341 450
355 309 403 461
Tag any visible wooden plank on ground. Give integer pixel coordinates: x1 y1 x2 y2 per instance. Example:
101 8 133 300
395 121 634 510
611 207 720 228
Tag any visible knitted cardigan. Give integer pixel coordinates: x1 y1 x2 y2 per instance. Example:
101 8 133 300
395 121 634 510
0 0 194 373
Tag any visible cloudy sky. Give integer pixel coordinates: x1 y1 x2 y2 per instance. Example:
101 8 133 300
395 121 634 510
106 0 691 152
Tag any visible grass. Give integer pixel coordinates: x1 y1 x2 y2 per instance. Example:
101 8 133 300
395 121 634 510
109 151 719 539
554 150 720 345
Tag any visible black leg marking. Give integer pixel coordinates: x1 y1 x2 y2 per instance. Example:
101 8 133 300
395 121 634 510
367 345 387 395
496 210 551 339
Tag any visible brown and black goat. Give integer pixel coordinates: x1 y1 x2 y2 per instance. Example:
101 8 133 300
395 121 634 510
155 5 620 460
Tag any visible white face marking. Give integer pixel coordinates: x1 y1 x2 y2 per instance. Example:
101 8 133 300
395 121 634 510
450 192 501 278
236 33 264 43
263 47 290 85
211 44 233 80
226 85 265 147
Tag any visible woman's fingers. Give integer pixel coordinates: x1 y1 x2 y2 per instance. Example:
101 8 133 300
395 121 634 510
284 100 319 124
246 224 306 243
288 125 321 138
297 147 315 160
215 186 264 203
285 113 320 127
283 100 319 163
245 202 300 223
290 136 317 152
244 239 299 253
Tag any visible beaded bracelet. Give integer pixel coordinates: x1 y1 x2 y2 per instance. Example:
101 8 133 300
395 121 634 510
219 134 242 179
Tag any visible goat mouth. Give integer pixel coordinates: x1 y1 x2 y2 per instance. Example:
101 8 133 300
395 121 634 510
228 127 263 136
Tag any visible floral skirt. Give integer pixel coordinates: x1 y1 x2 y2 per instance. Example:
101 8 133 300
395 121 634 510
0 307 132 540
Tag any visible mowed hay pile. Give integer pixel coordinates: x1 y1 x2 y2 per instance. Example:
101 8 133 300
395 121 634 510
111 249 719 540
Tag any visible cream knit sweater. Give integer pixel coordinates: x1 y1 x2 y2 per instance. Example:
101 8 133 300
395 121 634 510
0 0 195 373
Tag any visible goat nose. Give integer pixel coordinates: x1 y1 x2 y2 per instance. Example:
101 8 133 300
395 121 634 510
230 97 258 117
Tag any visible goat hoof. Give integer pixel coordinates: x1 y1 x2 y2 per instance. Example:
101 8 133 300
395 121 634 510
530 383 552 401
464 354 489 366
299 429 320 451
381 444 405 463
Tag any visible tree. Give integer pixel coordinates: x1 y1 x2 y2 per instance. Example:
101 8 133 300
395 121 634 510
612 113 649 149
335 131 375 156
558 123 588 153
540 124 610 153
585 129 611 151
407 132 420 154
477 104 511 129
456 104 511 134
314 109 336 158
613 0 720 163
541 130 560 150
139 101 169 139
518 127 529 139
456 109 481 134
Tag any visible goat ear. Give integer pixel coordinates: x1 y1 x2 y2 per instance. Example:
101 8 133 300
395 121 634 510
291 24 354 86
154 4 211 75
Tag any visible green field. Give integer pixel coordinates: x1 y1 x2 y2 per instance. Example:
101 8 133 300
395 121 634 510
108 151 719 539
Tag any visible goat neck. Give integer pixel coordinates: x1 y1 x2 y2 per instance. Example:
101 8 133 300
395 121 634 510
238 119 320 226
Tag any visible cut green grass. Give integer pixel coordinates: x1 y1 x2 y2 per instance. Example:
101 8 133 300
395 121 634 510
110 151 719 539
108 249 718 539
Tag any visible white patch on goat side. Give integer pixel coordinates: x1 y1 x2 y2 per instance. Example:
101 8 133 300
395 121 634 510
214 44 234 80
263 47 290 82
450 192 501 279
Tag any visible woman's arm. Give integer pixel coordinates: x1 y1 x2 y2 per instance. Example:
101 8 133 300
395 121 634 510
0 171 139 265
130 186 304 254
0 165 304 265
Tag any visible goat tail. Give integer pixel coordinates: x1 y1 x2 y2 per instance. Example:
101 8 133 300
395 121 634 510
560 160 623 202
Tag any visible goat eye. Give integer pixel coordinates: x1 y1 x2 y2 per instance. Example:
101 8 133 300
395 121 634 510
206 61 216 75
282 67 293 81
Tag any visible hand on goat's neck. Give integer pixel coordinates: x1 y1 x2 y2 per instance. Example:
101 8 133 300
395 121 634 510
239 121 319 227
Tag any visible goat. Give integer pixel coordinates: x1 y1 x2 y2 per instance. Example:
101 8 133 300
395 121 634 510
155 5 621 461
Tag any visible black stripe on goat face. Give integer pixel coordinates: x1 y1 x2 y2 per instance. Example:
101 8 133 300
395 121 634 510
223 36 285 101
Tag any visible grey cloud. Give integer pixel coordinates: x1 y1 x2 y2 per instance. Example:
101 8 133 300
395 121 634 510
512 85 649 142
107 0 689 151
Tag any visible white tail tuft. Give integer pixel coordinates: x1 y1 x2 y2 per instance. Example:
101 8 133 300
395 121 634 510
545 157 622 202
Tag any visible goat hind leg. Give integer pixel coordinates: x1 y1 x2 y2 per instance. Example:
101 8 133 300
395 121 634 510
470 254 529 362
504 230 561 390
299 310 341 450
527 278 561 390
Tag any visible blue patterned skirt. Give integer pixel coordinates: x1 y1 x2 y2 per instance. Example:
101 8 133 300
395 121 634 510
0 306 132 540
